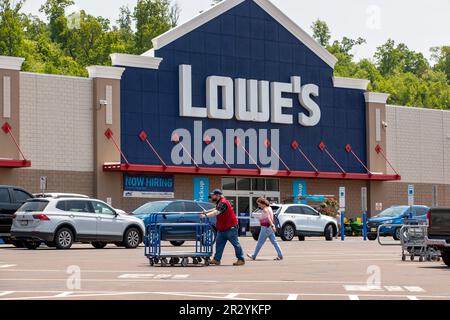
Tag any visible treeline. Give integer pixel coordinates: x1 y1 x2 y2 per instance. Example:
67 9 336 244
311 20 449 109
0 0 448 109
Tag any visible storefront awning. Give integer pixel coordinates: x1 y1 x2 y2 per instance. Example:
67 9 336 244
1 122 31 168
0 159 31 168
103 163 401 181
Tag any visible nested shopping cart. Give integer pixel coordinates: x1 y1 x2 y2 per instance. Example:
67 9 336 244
144 213 214 267
377 218 440 262
399 219 440 262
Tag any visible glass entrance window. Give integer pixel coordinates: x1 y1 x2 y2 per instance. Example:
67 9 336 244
237 178 251 191
222 177 280 192
237 197 250 215
251 178 265 191
223 177 236 191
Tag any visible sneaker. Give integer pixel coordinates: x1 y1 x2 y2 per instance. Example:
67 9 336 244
246 253 255 261
210 259 221 266
233 259 246 266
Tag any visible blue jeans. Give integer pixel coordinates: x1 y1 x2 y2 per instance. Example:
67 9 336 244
214 227 245 262
252 226 283 259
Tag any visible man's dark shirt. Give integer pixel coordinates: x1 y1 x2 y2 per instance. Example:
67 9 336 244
216 200 228 215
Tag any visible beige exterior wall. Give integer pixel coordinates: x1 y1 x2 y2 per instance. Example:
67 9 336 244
386 105 450 184
19 72 93 172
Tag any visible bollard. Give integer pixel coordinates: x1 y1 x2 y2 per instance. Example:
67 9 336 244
341 212 345 241
363 212 367 241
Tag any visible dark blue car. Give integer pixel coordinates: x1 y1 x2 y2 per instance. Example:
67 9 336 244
132 200 216 246
367 205 429 240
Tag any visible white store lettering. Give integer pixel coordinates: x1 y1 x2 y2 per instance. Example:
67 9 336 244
179 64 321 126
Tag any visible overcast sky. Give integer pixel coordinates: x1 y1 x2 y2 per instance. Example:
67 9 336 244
21 0 450 61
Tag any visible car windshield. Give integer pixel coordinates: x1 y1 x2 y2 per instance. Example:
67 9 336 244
376 206 409 218
19 200 49 212
132 201 171 215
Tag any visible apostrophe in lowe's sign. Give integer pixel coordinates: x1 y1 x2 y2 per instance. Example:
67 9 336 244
193 177 210 202
123 174 174 199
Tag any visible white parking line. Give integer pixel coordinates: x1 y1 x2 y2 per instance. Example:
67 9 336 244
0 264 17 268
404 286 425 293
385 286 405 292
0 291 14 297
344 285 383 292
53 292 73 298
225 293 240 299
313 258 396 262
0 278 369 285
287 294 299 300
0 290 448 300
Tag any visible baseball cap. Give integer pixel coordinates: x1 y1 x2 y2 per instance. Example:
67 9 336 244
210 189 223 196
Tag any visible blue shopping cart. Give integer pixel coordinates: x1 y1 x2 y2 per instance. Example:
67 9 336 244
144 213 214 267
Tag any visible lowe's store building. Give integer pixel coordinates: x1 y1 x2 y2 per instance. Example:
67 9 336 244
1 0 450 217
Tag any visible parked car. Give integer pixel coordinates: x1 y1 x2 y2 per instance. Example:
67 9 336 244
367 205 429 241
11 197 145 250
132 200 216 246
33 193 90 199
426 208 450 267
250 203 338 241
0 185 34 247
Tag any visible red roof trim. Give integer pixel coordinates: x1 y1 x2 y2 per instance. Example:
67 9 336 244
0 159 31 168
103 163 401 181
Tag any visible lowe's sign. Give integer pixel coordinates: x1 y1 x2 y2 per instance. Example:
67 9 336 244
180 64 321 126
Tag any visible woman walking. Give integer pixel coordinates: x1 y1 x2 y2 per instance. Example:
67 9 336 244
247 197 283 261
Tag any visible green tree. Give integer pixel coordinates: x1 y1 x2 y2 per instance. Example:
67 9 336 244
432 46 450 82
0 0 25 56
39 0 73 44
311 19 331 47
133 0 179 54
374 39 430 77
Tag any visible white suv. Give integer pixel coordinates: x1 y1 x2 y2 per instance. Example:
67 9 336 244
11 198 145 250
250 204 338 241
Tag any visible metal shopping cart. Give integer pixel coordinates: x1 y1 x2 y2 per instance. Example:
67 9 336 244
399 219 440 262
144 213 214 267
377 219 440 262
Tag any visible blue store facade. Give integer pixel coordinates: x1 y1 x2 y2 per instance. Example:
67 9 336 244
99 0 398 216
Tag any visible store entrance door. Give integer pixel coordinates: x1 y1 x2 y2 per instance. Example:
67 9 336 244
223 192 280 236
223 191 281 215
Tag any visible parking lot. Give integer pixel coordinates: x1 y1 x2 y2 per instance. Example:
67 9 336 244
0 237 449 300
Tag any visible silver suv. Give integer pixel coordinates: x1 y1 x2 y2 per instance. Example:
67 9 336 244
11 198 145 250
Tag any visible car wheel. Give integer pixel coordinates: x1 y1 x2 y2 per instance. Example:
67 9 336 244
298 235 305 241
91 242 108 249
367 233 377 241
124 227 141 249
325 225 334 241
442 251 450 267
170 241 185 247
393 228 401 241
281 224 295 241
12 240 24 248
252 233 260 241
54 228 74 250
24 241 41 250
